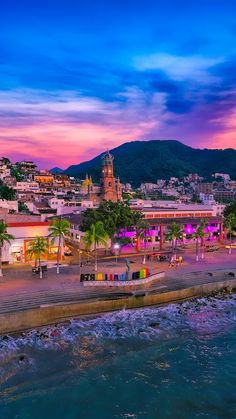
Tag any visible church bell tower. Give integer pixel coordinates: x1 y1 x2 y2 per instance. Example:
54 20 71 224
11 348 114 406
101 151 122 202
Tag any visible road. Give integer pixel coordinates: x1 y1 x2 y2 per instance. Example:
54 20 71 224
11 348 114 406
0 247 235 315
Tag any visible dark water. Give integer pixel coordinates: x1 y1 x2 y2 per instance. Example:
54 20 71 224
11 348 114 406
1 294 236 419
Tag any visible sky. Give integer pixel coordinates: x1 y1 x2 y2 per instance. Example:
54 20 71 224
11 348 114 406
1 0 236 168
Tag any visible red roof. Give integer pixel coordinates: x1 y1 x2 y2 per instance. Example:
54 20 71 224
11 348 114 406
8 222 50 227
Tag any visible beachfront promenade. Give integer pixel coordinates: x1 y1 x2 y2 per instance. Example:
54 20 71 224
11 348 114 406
0 249 235 316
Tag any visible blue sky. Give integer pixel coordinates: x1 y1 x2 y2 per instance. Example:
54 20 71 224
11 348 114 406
0 0 236 167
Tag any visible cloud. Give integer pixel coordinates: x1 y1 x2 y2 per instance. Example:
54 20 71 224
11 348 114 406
0 49 235 168
205 107 236 149
209 56 236 89
0 87 168 167
0 0 235 170
133 53 224 82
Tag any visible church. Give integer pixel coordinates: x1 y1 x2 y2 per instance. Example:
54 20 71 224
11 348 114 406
81 151 122 203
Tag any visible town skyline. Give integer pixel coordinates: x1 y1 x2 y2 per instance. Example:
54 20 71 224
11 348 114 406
1 2 236 417
1 0 236 168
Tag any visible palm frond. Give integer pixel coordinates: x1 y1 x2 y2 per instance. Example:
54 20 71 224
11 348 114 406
0 221 15 247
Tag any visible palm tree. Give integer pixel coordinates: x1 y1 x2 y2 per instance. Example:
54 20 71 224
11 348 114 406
0 221 14 277
49 217 70 274
224 213 236 254
27 237 49 279
165 222 183 258
136 220 150 264
199 219 207 260
83 221 109 271
194 225 205 262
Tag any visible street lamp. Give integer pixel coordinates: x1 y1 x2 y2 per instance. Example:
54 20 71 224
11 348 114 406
113 243 120 265
77 234 81 278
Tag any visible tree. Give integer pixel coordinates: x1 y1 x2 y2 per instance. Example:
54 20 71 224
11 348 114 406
80 201 142 240
48 217 70 274
224 213 236 254
18 202 29 213
165 223 183 258
191 194 202 204
194 223 205 262
0 185 16 201
27 237 49 279
0 221 14 277
135 220 150 264
122 192 132 202
10 166 24 181
199 219 207 260
224 201 236 218
83 221 109 271
1 157 10 165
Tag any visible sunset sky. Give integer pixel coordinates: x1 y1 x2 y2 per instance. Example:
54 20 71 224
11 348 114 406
1 0 236 168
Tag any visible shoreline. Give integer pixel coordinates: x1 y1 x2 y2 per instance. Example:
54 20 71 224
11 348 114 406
1 270 236 335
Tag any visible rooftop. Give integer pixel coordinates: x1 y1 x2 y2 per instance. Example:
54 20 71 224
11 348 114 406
134 205 213 212
147 216 223 226
0 213 42 224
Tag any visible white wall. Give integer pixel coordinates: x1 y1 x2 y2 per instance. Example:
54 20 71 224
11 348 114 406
0 200 18 211
14 182 39 191
8 224 50 239
2 224 50 263
48 198 65 209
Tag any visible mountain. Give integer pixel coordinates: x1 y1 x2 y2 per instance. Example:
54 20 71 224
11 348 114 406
64 140 236 186
50 167 64 174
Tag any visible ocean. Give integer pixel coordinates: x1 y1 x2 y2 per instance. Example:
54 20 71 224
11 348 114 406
1 293 236 419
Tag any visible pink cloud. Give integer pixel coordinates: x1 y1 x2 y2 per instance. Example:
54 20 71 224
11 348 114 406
0 87 235 168
0 122 149 168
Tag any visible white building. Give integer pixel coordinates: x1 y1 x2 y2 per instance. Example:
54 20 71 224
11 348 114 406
213 173 230 181
48 198 95 215
140 183 160 192
0 200 18 212
161 188 180 197
48 197 65 209
199 193 216 206
212 204 225 216
14 182 39 191
0 165 11 180
0 214 51 263
130 199 186 208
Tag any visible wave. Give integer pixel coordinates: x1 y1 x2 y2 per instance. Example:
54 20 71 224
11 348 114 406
1 293 236 355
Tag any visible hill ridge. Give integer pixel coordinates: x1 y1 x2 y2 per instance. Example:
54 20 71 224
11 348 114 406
64 140 236 186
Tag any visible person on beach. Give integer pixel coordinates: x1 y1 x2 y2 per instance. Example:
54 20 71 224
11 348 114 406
169 255 176 268
176 256 183 267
